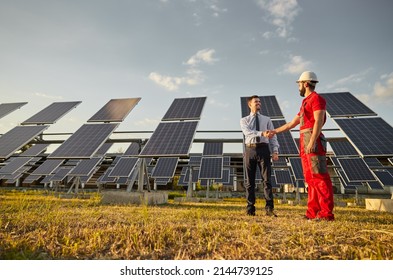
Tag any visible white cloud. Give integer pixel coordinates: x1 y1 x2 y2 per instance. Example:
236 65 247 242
33 92 63 100
256 0 301 38
185 48 218 66
149 49 217 91
134 118 160 127
373 72 393 102
326 68 374 90
282 55 312 74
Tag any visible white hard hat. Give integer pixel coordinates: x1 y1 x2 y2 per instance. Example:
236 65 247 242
296 71 319 83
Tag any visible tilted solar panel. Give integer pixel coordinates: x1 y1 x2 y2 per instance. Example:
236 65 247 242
31 159 64 175
215 168 231 184
19 143 50 157
272 157 287 167
372 170 393 186
367 181 384 190
50 167 72 181
288 157 304 180
87 98 141 122
139 121 198 157
123 142 140 156
319 92 377 118
161 97 206 121
108 157 138 177
363 157 384 168
151 157 178 178
272 120 299 156
0 157 32 174
48 123 119 159
189 155 202 166
22 101 81 124
23 174 42 184
329 140 359 157
240 95 284 119
69 157 102 176
338 158 376 182
274 169 293 185
0 125 49 159
334 117 393 157
202 142 223 156
198 157 223 179
0 102 28 119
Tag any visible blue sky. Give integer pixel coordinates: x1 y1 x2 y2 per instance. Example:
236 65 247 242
1 0 392 153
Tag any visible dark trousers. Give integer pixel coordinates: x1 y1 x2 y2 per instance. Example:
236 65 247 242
244 145 274 213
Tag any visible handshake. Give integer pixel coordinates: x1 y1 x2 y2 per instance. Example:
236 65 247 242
262 130 276 139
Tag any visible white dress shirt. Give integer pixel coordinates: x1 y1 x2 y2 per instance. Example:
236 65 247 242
240 112 279 153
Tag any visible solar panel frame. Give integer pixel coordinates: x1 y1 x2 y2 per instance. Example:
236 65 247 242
97 168 117 183
319 92 377 118
87 98 141 122
31 159 64 175
23 174 42 184
288 157 304 180
0 125 49 159
198 157 223 179
48 123 119 159
0 102 28 119
68 157 102 176
215 168 231 184
272 157 287 167
337 158 376 182
367 181 384 190
123 142 140 156
22 101 81 125
151 157 178 178
189 155 202 166
50 167 72 181
363 158 384 168
139 121 198 157
240 96 284 119
372 170 393 186
161 97 207 121
334 117 393 157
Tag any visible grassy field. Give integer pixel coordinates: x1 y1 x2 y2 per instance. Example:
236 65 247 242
0 189 392 260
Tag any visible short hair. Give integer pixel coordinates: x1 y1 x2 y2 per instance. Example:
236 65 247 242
247 95 259 103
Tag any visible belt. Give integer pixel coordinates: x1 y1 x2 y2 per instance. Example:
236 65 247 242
300 128 312 134
245 143 268 148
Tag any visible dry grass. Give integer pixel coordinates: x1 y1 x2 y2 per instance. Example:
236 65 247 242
0 189 392 260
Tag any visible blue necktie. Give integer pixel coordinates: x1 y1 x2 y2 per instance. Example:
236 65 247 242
255 114 260 143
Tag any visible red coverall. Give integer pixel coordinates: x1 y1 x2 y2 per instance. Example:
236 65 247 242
298 92 334 220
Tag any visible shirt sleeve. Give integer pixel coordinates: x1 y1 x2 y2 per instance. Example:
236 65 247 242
312 95 326 111
267 119 279 153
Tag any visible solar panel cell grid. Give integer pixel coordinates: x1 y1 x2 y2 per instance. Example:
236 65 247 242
151 157 178 178
0 157 32 174
272 120 299 156
372 170 393 186
31 159 64 175
0 102 28 119
22 101 81 124
199 157 223 179
19 144 50 157
274 169 293 184
329 141 359 157
338 158 376 182
161 97 206 121
202 142 223 156
240 96 284 119
87 98 141 122
108 157 138 177
69 157 102 176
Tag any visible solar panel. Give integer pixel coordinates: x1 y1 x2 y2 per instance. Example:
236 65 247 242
334 117 393 157
123 142 140 156
50 167 72 181
274 169 293 185
161 97 206 121
240 96 284 119
155 178 171 185
272 157 287 167
0 125 49 159
69 157 102 176
108 157 138 177
97 168 117 183
329 140 359 157
288 157 304 180
363 158 384 168
189 155 202 166
19 143 50 157
0 157 32 174
198 157 223 179
0 102 28 119
388 158 393 165
22 101 81 124
48 123 119 159
223 156 231 166
215 168 230 184
319 92 377 118
115 177 129 185
31 159 64 175
23 174 42 184
372 170 393 186
151 157 178 178
95 143 113 156
367 181 384 190
87 98 141 122
139 121 198 157
337 158 376 182
202 142 223 156
272 120 299 156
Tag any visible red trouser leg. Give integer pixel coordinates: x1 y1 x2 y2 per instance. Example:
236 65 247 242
300 133 335 220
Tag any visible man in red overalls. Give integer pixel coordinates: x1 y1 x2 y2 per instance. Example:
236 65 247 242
269 71 334 221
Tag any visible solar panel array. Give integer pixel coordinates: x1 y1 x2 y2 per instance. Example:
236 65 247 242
274 169 293 185
272 120 299 156
31 159 64 175
87 98 141 122
0 157 32 174
202 142 223 156
161 97 206 121
199 157 223 179
337 158 376 182
334 117 393 157
319 92 377 118
109 157 138 177
151 157 178 178
288 158 304 180
329 140 359 157
68 157 102 176
19 144 50 157
372 170 393 186
0 125 49 159
0 102 28 119
22 101 81 125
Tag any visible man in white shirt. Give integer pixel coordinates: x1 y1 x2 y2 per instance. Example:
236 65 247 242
240 95 279 216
